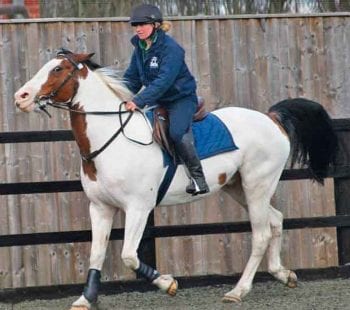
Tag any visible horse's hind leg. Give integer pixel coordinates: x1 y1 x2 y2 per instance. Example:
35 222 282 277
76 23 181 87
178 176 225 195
223 174 296 302
223 169 283 303
223 196 271 301
121 203 178 295
71 202 116 310
267 205 297 288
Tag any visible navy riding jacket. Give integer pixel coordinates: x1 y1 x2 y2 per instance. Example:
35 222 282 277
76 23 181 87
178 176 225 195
123 29 197 108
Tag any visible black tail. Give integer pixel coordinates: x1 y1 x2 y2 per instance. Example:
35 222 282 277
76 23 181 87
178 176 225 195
268 98 338 184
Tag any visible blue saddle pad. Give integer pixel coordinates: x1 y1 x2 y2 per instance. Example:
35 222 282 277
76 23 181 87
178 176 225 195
193 113 238 159
146 111 238 163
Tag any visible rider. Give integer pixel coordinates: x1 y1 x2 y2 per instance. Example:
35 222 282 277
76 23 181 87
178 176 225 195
124 4 209 195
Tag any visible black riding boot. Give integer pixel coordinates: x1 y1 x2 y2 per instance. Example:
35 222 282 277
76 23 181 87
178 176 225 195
174 131 210 195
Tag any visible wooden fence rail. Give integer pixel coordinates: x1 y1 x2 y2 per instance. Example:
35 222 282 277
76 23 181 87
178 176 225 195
1 215 350 247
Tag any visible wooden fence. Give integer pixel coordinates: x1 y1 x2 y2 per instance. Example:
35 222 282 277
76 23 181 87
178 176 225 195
1 14 350 289
1 120 350 290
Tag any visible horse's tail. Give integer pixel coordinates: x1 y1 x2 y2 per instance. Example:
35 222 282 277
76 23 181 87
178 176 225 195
268 98 338 184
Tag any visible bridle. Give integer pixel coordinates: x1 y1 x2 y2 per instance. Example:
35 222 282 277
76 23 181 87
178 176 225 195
33 53 134 116
34 53 153 162
34 53 83 116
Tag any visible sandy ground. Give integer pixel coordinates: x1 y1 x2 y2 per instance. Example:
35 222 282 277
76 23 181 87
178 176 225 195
0 278 349 310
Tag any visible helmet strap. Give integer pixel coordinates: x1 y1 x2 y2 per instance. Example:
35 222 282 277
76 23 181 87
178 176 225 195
147 23 158 39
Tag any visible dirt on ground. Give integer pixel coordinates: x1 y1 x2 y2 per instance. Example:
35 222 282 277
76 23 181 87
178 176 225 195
0 278 349 310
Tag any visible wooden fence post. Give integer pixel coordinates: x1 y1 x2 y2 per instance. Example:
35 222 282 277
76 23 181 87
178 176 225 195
333 119 350 265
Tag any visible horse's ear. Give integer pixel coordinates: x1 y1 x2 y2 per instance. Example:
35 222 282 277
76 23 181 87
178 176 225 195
75 52 95 63
70 53 101 70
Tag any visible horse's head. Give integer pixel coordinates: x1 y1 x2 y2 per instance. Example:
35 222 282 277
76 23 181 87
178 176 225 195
14 51 95 112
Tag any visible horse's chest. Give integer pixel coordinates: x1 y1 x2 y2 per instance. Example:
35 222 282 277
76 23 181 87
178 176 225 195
80 175 126 208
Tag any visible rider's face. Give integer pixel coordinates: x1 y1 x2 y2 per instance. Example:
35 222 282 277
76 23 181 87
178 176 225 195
133 23 154 40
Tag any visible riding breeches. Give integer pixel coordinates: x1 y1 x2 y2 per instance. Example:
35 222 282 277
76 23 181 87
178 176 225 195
163 95 197 143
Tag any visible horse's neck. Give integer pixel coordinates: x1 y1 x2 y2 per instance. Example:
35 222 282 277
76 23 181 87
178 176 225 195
74 72 122 112
70 72 152 154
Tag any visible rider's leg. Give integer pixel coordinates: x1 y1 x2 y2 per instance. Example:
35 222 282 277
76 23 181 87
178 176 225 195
167 96 209 195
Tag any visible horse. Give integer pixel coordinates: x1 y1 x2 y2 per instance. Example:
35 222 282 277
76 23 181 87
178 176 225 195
14 51 337 310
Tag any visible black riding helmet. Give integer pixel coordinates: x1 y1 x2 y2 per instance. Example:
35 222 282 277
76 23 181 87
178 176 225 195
129 4 163 26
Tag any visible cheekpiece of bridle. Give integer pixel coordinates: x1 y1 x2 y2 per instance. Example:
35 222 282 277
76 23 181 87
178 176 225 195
34 51 83 117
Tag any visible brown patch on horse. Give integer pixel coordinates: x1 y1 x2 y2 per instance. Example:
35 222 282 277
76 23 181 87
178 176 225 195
267 111 289 138
218 173 227 185
38 57 88 103
70 103 97 181
59 53 91 80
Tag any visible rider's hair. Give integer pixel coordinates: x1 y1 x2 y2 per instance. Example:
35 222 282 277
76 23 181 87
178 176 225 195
159 21 172 32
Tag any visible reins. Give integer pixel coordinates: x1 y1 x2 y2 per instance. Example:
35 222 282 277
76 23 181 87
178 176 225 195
81 102 134 162
45 100 131 115
43 101 153 162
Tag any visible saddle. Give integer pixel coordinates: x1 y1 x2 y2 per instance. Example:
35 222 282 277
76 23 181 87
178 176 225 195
152 97 208 157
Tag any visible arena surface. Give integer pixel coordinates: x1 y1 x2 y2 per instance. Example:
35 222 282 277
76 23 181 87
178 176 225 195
0 278 349 309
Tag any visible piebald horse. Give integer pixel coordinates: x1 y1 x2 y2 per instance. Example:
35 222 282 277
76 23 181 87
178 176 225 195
14 52 337 309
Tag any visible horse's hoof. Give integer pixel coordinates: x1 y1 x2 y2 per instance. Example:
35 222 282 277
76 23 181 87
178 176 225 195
286 271 297 288
166 279 178 296
222 294 242 303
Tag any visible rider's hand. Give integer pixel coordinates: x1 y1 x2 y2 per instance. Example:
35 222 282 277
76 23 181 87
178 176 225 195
125 101 137 111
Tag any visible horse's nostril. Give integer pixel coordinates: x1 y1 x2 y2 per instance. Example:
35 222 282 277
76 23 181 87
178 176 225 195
21 92 29 99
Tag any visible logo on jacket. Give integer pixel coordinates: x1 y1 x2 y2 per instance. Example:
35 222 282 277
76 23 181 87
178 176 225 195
150 57 159 69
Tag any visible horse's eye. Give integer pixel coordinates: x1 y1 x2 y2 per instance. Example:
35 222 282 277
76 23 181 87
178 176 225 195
53 66 62 72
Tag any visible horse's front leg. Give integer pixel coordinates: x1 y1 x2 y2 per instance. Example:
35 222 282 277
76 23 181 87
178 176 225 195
122 205 178 296
71 202 116 310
